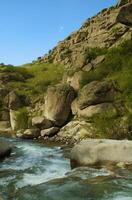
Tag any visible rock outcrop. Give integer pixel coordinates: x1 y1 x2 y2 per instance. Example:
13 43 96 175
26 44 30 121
117 0 131 7
117 1 132 26
32 116 53 129
39 3 130 68
71 139 132 168
71 81 117 119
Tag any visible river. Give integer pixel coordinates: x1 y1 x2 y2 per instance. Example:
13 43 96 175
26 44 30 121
0 137 132 200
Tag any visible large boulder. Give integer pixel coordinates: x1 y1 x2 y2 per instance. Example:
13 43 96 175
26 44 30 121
44 84 75 126
71 81 117 118
66 71 83 91
58 120 94 143
0 140 12 160
117 2 132 26
72 103 117 119
71 139 132 168
72 81 115 111
32 116 53 129
40 127 60 137
16 128 40 139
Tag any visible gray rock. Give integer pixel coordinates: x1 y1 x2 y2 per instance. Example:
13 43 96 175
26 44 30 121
91 55 105 67
72 81 115 110
32 116 53 129
117 2 132 26
0 121 10 130
17 128 40 139
73 103 117 119
66 71 83 91
44 84 75 126
8 91 21 110
83 63 93 72
0 140 12 160
58 120 94 141
41 127 60 137
71 139 132 168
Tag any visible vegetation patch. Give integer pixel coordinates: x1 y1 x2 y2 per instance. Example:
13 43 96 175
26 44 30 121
7 62 65 98
15 107 29 130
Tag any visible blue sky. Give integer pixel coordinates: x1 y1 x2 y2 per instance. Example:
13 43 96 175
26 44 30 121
0 0 117 65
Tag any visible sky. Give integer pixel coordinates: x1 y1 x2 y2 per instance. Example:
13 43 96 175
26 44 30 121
0 0 118 66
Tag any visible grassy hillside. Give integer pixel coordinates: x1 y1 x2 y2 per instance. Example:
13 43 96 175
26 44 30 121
80 40 132 139
0 62 64 99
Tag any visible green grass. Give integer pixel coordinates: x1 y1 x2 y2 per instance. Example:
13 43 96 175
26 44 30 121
15 107 29 129
6 62 65 98
84 47 107 62
80 40 132 139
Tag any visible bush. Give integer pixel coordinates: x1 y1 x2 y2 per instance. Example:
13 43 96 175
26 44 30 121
84 47 107 62
16 107 28 129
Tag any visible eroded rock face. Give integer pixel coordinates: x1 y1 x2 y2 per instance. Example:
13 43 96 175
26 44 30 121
8 91 21 110
71 139 132 168
117 2 132 26
58 120 94 143
41 5 130 68
44 84 75 126
117 0 131 7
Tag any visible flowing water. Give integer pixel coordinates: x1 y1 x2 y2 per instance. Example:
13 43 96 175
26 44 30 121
0 137 132 200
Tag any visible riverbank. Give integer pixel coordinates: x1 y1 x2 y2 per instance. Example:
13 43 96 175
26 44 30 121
1 136 132 200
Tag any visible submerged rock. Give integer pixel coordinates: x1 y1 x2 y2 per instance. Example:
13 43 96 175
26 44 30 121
71 139 132 168
0 140 12 160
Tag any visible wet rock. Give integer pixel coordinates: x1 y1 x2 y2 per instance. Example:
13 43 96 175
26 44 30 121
71 139 132 168
0 140 12 160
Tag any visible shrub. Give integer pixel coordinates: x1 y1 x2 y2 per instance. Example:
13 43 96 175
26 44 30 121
16 107 28 129
84 47 107 62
